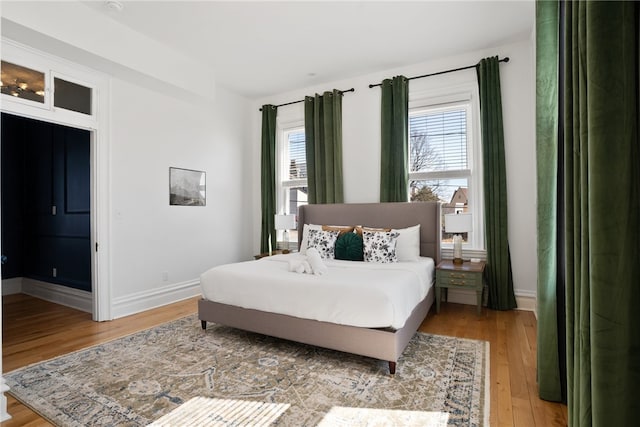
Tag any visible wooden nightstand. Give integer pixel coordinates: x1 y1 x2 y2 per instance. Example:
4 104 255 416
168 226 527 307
435 259 486 315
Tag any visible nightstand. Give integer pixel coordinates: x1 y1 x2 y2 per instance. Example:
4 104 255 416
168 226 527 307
435 259 486 315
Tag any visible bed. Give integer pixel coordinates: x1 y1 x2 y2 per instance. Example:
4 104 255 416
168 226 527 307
198 201 441 374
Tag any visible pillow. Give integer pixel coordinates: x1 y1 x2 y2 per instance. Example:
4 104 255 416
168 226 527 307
299 224 322 254
301 224 354 254
322 225 355 236
392 224 421 262
334 232 364 261
354 225 392 236
306 229 340 259
362 230 400 263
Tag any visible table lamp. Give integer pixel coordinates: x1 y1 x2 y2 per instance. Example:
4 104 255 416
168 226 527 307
274 214 296 252
444 213 472 265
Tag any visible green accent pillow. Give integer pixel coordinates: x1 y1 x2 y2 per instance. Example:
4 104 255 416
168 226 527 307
334 232 364 261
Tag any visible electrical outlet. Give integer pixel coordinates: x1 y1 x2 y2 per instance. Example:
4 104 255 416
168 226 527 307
52 267 57 277
162 271 168 282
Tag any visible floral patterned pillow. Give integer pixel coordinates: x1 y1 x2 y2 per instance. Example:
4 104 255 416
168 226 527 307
306 229 340 259
362 230 400 263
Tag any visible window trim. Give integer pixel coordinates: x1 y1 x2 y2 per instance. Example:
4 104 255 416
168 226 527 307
1 40 98 130
276 119 306 213
408 84 485 251
275 117 306 248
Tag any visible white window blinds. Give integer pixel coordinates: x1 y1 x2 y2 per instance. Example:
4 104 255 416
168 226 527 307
409 107 468 173
287 130 306 179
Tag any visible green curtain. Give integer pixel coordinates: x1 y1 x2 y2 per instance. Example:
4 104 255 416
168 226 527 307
476 57 517 310
260 104 277 253
562 2 640 426
304 90 344 204
535 0 564 403
380 76 409 202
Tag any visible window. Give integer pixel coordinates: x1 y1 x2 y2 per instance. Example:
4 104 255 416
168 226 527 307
1 60 46 104
1 55 96 123
408 94 483 249
277 125 308 244
54 77 92 115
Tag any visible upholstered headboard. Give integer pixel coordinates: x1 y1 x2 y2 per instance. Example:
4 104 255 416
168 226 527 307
297 202 441 263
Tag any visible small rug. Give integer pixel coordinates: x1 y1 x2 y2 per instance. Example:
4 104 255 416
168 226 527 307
6 314 489 426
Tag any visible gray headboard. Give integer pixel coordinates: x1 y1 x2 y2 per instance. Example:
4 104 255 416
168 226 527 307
297 202 441 263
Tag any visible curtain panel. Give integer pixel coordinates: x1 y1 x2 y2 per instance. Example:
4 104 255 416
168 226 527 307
380 76 409 202
536 0 640 424
260 104 277 254
476 57 517 311
535 0 565 403
304 90 344 204
562 2 640 426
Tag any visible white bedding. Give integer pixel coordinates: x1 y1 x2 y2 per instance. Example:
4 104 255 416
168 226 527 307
200 254 434 329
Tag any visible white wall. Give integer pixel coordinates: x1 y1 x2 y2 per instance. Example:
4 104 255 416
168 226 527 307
1 4 254 318
109 80 252 316
251 39 537 302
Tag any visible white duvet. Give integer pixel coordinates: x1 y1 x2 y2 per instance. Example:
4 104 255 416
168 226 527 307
200 253 434 329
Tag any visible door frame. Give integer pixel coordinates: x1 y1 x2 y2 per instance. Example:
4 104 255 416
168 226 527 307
1 38 112 321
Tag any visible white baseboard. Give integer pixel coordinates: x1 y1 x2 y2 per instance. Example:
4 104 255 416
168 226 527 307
2 277 23 295
111 279 201 319
22 278 92 313
445 288 537 313
9 277 202 320
514 291 537 314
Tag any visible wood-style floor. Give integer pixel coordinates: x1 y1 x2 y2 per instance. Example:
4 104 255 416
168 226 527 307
2 294 567 427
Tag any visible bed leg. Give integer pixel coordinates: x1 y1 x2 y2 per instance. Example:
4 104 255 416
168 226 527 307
201 320 207 330
388 361 396 375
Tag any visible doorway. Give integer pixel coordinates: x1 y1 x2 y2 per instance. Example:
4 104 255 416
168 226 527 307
1 113 92 300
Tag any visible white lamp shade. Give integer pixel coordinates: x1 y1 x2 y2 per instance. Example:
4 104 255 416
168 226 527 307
274 214 296 230
444 213 472 233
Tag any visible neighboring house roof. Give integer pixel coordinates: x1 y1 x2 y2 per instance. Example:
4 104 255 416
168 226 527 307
442 187 469 213
446 187 468 206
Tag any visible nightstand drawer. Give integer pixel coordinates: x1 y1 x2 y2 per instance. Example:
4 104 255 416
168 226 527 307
437 276 480 287
437 270 477 280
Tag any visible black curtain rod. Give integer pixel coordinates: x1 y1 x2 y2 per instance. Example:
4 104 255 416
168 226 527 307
368 57 510 88
259 88 355 111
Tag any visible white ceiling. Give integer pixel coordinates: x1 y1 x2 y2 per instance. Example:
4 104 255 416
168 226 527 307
82 1 534 99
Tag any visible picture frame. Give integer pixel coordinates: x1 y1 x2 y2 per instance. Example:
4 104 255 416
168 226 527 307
169 167 206 206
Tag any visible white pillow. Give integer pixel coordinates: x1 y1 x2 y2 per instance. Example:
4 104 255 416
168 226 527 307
299 224 322 254
392 224 421 262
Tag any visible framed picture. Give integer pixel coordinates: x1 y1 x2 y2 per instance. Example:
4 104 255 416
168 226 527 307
169 167 206 206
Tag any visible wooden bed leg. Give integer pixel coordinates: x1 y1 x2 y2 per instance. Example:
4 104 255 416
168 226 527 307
388 361 396 375
201 320 207 330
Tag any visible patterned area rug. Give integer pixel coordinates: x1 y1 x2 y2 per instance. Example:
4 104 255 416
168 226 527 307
6 314 489 426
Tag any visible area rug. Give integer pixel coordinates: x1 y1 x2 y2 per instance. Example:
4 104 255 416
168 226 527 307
6 314 489 426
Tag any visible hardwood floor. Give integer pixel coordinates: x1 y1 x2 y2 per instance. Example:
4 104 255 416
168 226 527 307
421 302 567 427
2 294 567 426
